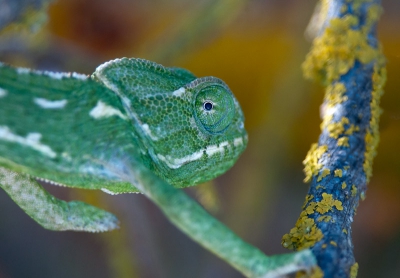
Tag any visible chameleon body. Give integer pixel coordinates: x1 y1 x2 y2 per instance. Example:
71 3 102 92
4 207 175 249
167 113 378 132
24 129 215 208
0 58 247 231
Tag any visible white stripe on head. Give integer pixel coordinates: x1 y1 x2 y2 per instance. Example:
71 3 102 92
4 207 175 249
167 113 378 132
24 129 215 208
157 137 243 169
205 141 230 156
157 151 204 169
233 137 243 147
172 87 186 97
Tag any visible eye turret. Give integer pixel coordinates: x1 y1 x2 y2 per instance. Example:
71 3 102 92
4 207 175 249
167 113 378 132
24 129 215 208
192 78 235 135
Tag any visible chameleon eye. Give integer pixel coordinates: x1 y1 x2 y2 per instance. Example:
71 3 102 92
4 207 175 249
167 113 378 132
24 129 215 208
203 101 213 111
194 83 235 134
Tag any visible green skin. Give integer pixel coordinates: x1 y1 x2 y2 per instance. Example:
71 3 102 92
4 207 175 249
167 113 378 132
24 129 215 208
0 58 247 231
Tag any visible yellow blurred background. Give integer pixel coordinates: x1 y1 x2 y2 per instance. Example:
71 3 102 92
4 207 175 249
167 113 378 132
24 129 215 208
0 0 399 277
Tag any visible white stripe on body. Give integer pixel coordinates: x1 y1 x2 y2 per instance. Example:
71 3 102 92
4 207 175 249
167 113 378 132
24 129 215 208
0 87 7 98
34 98 68 109
0 126 57 158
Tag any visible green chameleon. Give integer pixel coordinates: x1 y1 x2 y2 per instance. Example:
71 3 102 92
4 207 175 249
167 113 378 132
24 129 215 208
0 58 248 232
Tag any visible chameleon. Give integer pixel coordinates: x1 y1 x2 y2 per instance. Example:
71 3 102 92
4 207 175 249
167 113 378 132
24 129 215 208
0 57 248 232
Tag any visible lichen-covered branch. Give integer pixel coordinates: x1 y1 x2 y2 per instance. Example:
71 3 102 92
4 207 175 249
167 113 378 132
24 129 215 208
282 0 386 277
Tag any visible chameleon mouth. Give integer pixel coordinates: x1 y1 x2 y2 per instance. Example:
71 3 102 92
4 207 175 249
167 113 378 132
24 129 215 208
151 131 248 188
182 134 248 186
156 134 247 170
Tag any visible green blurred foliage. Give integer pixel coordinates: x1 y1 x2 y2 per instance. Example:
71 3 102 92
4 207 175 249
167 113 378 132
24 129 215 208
0 0 399 277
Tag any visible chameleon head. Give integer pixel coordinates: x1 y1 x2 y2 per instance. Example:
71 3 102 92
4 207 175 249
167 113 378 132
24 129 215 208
94 58 247 187
153 76 248 187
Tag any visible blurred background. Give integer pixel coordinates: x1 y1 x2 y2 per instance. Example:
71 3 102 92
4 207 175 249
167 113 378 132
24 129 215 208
0 0 399 277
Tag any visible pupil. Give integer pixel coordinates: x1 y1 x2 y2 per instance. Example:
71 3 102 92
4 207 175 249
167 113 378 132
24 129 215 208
204 102 213 111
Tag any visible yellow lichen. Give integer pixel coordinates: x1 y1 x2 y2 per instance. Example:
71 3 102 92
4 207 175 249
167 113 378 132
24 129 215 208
315 193 343 213
317 215 332 222
344 166 350 170
302 13 380 84
304 193 343 215
305 202 318 215
337 136 349 147
330 241 337 247
345 124 360 135
365 4 383 31
322 244 327 249
303 144 328 182
351 185 358 197
342 182 347 189
364 65 386 182
350 262 359 278
282 212 324 251
326 117 349 139
352 0 373 11
325 82 348 107
316 185 325 190
320 114 333 131
343 228 348 234
317 168 331 182
334 169 343 177
302 194 315 209
341 117 349 125
326 122 343 139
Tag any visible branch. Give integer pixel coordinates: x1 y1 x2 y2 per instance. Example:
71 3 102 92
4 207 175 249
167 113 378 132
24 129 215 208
282 0 386 276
